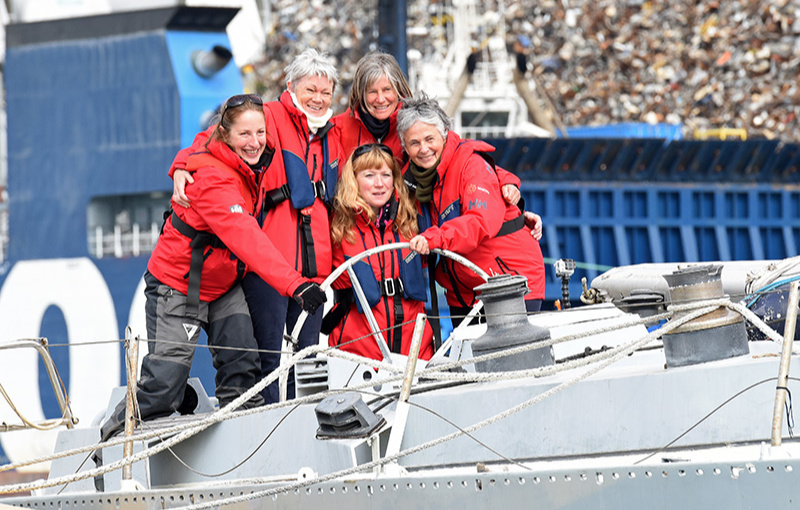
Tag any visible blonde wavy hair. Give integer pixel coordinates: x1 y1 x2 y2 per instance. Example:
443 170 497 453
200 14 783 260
331 145 418 244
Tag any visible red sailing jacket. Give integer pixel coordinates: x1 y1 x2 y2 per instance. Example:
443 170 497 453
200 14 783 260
169 92 342 283
333 106 405 163
414 131 545 307
259 91 342 282
328 201 434 361
149 139 306 301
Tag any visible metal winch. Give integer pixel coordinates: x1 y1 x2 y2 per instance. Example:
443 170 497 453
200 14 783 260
662 264 749 368
470 274 553 372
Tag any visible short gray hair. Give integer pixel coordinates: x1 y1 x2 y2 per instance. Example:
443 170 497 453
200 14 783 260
396 92 452 149
285 48 339 91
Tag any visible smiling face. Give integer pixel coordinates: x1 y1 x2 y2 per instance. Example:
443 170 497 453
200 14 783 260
364 74 399 121
225 109 267 165
289 74 334 117
402 122 445 170
356 162 394 213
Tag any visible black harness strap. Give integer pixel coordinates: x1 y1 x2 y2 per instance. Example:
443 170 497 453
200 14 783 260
427 254 442 350
391 291 404 354
299 214 317 278
379 276 405 354
320 290 354 335
496 214 526 237
261 180 329 214
170 214 227 318
263 182 328 279
380 277 404 297
261 184 291 214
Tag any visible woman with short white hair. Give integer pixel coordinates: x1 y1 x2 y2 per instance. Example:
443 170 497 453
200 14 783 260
169 48 343 404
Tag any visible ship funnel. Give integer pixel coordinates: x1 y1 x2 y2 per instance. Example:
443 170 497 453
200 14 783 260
191 45 233 78
470 274 553 372
662 265 749 368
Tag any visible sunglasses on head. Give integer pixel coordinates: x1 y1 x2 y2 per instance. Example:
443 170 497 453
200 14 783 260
352 143 393 161
221 94 263 116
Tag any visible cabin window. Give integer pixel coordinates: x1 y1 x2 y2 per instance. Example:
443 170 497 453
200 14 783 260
87 193 170 258
460 111 510 139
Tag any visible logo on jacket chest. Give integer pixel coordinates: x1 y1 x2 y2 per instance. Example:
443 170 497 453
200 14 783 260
468 199 487 210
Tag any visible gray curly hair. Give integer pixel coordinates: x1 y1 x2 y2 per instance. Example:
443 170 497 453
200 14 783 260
396 92 452 149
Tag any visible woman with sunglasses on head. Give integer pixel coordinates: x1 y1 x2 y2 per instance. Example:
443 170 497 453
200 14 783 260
325 144 435 361
168 48 341 404
99 94 325 440
398 93 545 326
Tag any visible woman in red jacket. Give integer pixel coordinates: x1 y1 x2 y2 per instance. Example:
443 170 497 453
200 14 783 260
169 49 340 404
398 94 546 325
100 95 325 440
333 51 411 164
326 144 435 361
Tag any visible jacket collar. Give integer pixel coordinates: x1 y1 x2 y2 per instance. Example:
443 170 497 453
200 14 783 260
355 193 399 228
279 90 335 138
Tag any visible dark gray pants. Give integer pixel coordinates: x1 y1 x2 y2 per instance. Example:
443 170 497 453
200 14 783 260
100 272 264 440
241 272 323 404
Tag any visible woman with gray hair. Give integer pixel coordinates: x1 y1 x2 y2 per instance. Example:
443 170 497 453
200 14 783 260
333 51 412 163
398 93 546 326
168 48 343 404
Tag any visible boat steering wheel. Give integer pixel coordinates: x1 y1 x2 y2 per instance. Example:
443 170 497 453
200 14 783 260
279 243 490 400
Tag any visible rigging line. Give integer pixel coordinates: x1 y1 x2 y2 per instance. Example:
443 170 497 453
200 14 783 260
356 388 531 471
633 376 800 465
407 400 532 472
366 380 469 412
1 344 398 475
0 381 70 431
542 257 613 272
0 299 740 477
30 338 126 348
151 404 301 478
0 345 348 493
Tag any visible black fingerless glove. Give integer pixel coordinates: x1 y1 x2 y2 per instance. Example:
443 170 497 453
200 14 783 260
292 282 327 314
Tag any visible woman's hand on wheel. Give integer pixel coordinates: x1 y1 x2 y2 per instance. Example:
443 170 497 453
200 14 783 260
409 235 430 255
